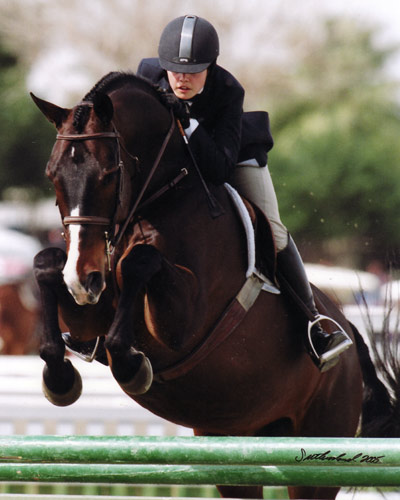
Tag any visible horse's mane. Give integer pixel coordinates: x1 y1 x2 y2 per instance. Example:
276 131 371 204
73 71 159 132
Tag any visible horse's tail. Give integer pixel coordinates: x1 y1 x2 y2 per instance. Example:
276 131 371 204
351 321 400 437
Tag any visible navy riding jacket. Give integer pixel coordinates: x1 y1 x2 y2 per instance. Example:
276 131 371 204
137 58 245 185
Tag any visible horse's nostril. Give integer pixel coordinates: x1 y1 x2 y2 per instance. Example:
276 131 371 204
85 271 104 297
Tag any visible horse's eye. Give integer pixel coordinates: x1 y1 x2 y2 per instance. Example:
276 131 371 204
103 169 118 185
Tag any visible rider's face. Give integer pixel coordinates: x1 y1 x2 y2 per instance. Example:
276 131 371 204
167 70 208 100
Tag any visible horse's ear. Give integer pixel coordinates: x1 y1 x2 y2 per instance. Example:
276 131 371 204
30 92 69 129
92 92 114 126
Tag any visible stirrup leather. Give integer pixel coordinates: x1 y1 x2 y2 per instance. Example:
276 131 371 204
307 315 353 364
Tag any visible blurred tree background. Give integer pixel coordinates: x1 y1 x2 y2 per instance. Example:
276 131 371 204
0 0 399 268
0 37 54 198
266 18 400 267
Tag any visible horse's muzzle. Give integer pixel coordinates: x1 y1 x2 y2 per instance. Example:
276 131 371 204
85 271 104 300
64 270 105 306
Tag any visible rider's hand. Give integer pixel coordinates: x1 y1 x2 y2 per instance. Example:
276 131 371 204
159 91 190 129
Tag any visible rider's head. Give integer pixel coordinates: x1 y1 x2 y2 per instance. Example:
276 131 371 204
158 15 219 74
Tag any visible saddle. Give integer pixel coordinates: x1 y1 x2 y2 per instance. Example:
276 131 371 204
241 197 277 283
224 183 279 294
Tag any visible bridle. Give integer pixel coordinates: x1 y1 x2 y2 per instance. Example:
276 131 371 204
60 130 125 228
56 108 187 270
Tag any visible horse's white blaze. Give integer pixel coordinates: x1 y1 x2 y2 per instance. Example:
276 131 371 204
62 207 88 305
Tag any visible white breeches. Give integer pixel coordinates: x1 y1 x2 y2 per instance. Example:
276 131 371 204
231 163 288 252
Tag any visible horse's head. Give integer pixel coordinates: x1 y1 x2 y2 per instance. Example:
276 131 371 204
31 91 125 305
32 73 187 307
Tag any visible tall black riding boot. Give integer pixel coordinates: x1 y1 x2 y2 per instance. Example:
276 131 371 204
276 235 352 372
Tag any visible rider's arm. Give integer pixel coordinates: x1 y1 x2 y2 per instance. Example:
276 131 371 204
187 73 244 185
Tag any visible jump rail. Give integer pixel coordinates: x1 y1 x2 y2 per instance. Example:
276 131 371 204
0 436 399 488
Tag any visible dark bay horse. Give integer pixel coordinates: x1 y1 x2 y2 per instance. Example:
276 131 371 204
31 72 399 499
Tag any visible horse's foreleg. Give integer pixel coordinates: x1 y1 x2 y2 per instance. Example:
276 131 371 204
34 248 82 406
105 244 162 395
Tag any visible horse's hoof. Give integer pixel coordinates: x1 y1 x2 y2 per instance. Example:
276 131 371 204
42 363 82 407
119 351 153 395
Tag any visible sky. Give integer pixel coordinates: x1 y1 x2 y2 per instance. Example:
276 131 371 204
273 0 400 77
326 0 400 81
325 0 400 35
324 0 400 70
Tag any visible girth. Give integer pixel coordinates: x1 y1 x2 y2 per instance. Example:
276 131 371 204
154 273 265 382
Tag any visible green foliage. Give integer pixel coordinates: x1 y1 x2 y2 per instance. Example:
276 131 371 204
268 18 400 262
0 38 54 200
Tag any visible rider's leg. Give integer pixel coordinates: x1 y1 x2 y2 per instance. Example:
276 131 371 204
231 161 288 252
231 162 352 371
276 234 352 370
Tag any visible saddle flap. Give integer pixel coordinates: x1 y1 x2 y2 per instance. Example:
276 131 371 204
241 197 277 282
224 182 277 285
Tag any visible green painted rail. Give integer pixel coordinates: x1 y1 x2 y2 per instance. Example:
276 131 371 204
0 436 396 466
0 436 399 487
0 463 399 487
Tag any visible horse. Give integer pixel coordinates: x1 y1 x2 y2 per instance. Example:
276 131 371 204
0 228 42 354
0 280 39 354
30 72 400 500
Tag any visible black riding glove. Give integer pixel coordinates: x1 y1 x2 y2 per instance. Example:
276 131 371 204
159 91 190 129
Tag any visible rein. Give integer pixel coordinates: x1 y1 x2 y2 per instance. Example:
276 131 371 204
112 109 176 249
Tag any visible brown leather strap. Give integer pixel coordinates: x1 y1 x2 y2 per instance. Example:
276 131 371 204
63 216 111 226
154 273 264 382
111 110 176 248
57 132 120 141
154 300 246 383
137 168 188 212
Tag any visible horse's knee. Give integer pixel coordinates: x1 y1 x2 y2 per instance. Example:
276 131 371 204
34 247 67 285
121 244 163 283
42 358 82 407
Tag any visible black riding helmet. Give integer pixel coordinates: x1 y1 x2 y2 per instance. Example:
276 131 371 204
158 15 219 73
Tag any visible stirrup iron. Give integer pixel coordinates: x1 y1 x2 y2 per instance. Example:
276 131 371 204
61 333 100 363
307 315 353 364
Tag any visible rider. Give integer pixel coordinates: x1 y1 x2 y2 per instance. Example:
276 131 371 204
136 15 352 371
64 15 352 371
